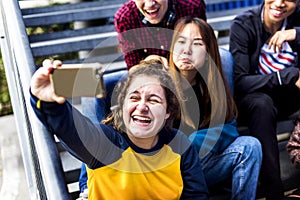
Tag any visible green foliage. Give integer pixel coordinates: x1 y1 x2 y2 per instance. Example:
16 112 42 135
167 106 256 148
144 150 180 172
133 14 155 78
0 52 13 116
0 1 79 115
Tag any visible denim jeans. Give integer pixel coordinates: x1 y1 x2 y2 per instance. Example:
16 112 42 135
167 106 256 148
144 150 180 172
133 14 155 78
200 136 262 200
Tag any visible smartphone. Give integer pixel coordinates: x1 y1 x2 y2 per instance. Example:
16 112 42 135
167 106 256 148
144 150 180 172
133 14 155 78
50 63 106 98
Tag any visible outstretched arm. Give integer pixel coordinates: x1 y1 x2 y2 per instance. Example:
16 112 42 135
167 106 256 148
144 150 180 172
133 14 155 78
30 60 120 168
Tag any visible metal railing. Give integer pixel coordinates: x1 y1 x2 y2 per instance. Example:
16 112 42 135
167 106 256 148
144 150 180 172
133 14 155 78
0 0 70 199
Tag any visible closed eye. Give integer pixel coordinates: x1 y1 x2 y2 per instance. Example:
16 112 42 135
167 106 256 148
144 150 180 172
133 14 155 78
176 36 187 44
148 95 163 104
149 98 160 103
177 39 186 44
193 38 204 46
129 94 140 102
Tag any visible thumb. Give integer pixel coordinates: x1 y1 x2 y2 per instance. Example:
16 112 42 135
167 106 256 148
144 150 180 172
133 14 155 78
53 94 66 104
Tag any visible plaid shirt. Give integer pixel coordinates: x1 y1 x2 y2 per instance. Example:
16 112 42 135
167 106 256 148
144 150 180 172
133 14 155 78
115 0 206 69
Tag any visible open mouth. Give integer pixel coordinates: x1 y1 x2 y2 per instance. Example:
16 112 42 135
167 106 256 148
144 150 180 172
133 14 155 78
145 8 159 18
270 9 286 17
132 116 152 125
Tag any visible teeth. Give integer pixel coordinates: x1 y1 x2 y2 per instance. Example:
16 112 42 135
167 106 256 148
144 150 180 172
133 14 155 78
274 10 281 14
133 116 151 122
146 8 158 14
271 9 283 15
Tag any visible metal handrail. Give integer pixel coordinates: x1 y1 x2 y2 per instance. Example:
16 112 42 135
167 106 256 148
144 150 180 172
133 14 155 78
0 0 70 199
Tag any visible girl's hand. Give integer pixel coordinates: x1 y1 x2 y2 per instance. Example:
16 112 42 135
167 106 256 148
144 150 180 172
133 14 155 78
30 59 66 104
143 55 169 70
268 29 296 53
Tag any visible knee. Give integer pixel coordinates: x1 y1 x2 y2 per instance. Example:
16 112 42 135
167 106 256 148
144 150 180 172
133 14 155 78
235 136 262 160
249 93 273 110
242 93 277 118
241 136 262 161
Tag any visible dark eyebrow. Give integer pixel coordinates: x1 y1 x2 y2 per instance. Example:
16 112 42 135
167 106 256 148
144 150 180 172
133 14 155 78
150 93 163 100
129 90 139 95
129 90 163 100
178 35 203 41
194 37 203 41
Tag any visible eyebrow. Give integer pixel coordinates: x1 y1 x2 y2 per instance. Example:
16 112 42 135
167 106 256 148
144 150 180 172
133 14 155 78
150 93 164 100
194 37 203 41
130 90 164 100
178 35 203 41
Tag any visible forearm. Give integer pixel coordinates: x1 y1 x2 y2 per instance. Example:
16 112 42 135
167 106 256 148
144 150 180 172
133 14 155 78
30 92 98 165
235 67 299 96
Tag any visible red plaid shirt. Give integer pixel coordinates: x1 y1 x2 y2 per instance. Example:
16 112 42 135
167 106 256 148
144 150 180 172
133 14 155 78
115 0 206 69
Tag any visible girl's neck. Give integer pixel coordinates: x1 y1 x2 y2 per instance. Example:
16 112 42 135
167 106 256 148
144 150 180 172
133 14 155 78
180 70 198 87
128 134 159 149
264 21 283 34
263 10 283 34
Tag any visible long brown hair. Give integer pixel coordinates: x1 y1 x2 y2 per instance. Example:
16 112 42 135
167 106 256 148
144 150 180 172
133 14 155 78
169 17 237 130
102 60 181 133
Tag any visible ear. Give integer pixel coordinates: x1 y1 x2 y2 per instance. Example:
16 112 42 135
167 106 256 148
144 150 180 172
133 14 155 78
165 112 170 120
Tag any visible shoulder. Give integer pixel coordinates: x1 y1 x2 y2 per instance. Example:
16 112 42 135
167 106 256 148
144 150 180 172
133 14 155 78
164 128 194 155
115 1 136 15
234 5 261 25
231 5 262 33
175 0 206 16
115 1 138 21
176 0 204 7
98 124 126 145
114 1 143 33
294 5 300 16
288 6 300 25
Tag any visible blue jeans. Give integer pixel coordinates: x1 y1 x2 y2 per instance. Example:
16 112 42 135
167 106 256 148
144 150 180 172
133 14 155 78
200 136 262 200
79 163 88 193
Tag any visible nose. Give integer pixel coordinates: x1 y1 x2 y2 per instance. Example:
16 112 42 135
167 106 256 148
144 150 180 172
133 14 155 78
144 0 155 7
274 0 285 8
183 43 192 54
136 100 149 112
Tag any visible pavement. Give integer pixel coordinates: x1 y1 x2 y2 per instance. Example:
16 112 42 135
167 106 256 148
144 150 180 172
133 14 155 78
0 114 30 199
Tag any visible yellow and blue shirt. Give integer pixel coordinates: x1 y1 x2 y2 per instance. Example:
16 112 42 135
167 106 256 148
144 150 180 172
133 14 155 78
30 94 209 199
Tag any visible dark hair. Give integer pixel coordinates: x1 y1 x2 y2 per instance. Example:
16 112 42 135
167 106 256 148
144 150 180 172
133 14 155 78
103 60 180 132
169 17 237 129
